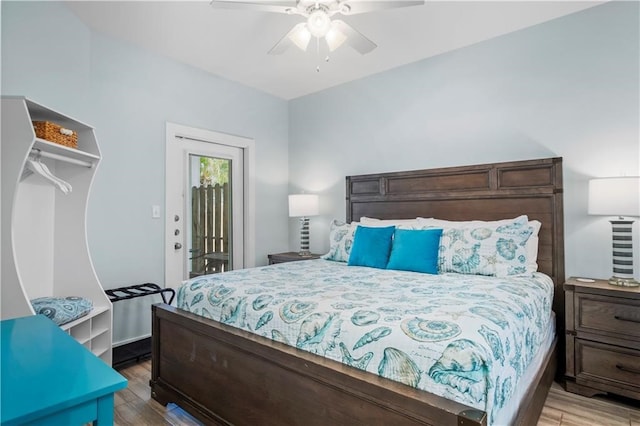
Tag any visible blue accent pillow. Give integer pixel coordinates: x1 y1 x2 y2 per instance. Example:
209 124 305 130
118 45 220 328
387 228 443 274
31 296 93 326
347 225 395 269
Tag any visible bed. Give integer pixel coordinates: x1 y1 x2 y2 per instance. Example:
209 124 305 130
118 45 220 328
151 157 565 426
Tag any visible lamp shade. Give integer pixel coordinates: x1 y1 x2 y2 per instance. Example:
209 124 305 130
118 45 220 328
588 177 640 217
289 194 319 217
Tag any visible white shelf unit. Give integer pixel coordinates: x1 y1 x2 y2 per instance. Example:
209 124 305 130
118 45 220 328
1 96 113 365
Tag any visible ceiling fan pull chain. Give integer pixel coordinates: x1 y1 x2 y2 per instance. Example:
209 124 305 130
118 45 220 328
316 37 321 72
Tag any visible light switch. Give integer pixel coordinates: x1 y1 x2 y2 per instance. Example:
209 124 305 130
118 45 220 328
152 205 161 218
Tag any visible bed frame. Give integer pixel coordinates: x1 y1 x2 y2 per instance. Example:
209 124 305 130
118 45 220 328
151 157 564 425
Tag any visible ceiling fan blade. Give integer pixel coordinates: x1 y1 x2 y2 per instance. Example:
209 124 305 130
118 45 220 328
339 1 424 15
268 23 310 54
210 0 297 14
332 20 376 54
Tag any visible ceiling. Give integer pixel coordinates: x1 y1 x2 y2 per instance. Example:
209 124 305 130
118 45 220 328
65 1 603 100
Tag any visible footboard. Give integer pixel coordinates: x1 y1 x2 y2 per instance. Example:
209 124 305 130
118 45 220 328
151 303 487 426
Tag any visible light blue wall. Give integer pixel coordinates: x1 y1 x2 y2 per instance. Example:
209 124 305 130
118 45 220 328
1 1 92 115
2 1 290 344
289 1 640 282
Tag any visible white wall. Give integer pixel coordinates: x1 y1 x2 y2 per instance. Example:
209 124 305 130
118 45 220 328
288 1 640 282
1 1 290 344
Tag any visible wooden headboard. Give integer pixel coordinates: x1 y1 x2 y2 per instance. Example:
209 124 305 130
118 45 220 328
346 157 565 334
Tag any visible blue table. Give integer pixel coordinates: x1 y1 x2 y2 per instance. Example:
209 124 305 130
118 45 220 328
1 315 127 425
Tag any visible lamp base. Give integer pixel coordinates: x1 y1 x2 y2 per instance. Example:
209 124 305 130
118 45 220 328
608 276 640 287
298 217 311 258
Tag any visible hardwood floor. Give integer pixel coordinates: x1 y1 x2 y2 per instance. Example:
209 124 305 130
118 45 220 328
115 360 640 425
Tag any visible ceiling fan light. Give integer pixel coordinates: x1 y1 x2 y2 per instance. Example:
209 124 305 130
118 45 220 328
288 25 312 51
307 9 331 38
325 25 347 51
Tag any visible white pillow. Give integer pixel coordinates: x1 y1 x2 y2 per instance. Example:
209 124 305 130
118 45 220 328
525 220 541 272
417 215 529 229
360 216 422 228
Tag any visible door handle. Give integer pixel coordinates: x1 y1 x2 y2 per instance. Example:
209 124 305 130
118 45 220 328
174 243 182 250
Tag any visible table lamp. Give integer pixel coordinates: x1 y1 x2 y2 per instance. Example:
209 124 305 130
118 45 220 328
289 194 319 256
588 177 640 287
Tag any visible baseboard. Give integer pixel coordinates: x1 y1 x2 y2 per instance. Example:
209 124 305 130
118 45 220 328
113 333 151 348
113 337 151 370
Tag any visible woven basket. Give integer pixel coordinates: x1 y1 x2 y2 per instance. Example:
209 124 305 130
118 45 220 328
33 121 78 148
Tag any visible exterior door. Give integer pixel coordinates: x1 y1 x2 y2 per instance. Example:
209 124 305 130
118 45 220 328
165 123 251 288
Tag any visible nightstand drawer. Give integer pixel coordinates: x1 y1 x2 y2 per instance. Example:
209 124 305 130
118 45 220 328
576 339 640 394
576 293 640 339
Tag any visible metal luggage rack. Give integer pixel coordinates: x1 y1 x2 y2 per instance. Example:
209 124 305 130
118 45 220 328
104 283 175 305
107 283 175 369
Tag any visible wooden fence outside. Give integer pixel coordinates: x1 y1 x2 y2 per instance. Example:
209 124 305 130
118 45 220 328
191 183 229 276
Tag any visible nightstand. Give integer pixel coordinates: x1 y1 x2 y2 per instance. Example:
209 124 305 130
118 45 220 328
268 251 321 265
564 277 640 401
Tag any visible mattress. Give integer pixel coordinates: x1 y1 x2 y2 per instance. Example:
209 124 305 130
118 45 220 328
177 259 555 425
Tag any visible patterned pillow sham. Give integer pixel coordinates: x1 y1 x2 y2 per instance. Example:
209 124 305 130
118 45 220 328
31 296 93 326
321 220 358 262
438 220 535 277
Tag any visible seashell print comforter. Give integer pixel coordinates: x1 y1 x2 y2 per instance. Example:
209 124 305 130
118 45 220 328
177 259 554 424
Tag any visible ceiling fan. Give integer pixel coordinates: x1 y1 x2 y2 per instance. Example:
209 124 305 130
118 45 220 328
210 1 425 55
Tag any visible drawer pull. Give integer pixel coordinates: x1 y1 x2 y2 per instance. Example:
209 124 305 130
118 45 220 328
614 315 640 324
616 364 640 375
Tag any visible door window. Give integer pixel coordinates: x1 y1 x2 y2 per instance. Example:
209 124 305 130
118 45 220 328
188 155 232 277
